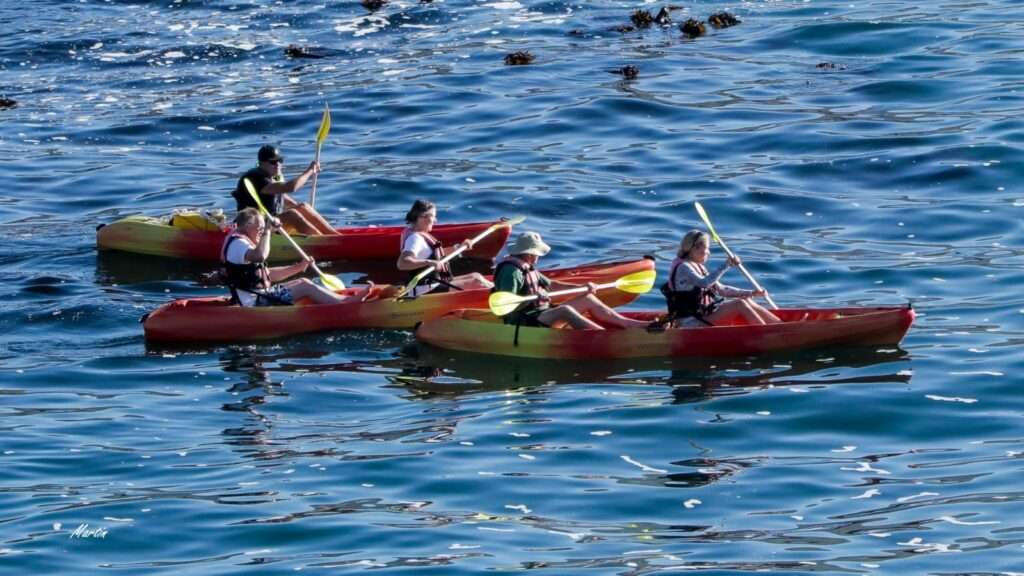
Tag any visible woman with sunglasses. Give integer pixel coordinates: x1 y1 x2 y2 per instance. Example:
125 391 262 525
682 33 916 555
661 229 781 327
232 144 335 235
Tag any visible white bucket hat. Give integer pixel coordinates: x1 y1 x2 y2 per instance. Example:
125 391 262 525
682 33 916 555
508 231 551 257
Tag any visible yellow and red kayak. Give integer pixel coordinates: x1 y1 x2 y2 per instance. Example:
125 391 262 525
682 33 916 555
97 215 512 263
143 258 655 344
416 306 915 359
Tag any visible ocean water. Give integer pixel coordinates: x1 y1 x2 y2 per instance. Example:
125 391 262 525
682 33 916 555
2 1 1023 573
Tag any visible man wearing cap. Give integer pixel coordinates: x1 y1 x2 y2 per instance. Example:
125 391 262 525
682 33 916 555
232 145 335 236
492 232 649 330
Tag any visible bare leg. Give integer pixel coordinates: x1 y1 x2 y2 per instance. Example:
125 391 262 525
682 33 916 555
537 305 604 330
706 299 780 326
279 210 321 236
284 278 368 305
294 203 336 235
747 300 782 324
558 294 648 329
451 272 493 291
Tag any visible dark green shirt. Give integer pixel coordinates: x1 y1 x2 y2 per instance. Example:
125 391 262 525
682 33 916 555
493 261 551 324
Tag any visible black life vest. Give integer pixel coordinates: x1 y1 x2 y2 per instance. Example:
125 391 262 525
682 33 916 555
220 232 272 304
660 260 722 324
401 229 454 288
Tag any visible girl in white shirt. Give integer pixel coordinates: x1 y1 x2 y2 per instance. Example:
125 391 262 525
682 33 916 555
396 200 492 297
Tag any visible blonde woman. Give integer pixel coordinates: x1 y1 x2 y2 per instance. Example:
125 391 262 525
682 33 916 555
662 230 780 327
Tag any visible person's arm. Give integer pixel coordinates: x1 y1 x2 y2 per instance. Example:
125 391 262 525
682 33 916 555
547 278 579 292
676 261 730 290
261 161 320 196
243 222 276 264
706 256 756 298
442 238 474 254
267 260 310 283
397 235 441 272
713 283 754 298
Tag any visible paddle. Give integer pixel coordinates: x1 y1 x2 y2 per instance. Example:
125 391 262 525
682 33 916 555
694 201 777 310
309 103 331 209
243 178 346 291
394 215 527 299
488 269 656 317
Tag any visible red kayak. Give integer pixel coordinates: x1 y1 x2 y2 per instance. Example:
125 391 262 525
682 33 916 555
97 214 512 263
416 306 915 359
143 258 655 344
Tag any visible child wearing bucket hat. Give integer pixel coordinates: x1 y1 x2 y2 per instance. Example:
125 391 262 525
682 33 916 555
491 231 649 330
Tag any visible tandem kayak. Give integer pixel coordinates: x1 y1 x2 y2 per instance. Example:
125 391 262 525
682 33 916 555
143 258 655 344
415 306 915 359
97 214 513 263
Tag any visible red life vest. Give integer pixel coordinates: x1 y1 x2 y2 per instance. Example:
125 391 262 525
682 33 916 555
493 256 550 309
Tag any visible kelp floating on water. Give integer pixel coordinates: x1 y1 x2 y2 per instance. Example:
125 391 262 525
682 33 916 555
284 45 328 59
680 18 706 39
615 65 640 80
361 0 387 11
708 11 741 28
504 51 535 66
816 62 848 71
615 6 740 39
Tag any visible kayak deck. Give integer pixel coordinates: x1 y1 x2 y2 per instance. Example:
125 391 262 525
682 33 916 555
143 258 655 343
97 215 512 263
415 306 915 359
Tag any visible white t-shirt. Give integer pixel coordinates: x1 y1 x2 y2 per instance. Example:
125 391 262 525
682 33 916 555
401 231 439 297
402 232 433 260
223 235 260 307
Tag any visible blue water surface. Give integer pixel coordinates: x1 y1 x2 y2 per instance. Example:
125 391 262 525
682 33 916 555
2 1 1023 573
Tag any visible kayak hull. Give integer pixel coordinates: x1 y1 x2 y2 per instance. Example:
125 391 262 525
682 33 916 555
97 215 511 263
143 258 655 343
415 306 915 359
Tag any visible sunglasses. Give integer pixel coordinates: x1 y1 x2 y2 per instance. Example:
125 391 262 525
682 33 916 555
264 158 284 165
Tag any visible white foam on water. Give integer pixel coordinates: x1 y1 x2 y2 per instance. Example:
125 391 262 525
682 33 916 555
896 492 938 503
851 488 880 500
926 394 977 404
939 515 999 526
621 455 666 473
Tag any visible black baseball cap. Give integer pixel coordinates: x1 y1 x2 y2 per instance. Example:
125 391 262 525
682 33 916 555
257 145 283 162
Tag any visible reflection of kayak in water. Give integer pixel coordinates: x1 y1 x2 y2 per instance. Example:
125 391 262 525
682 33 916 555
97 214 513 263
416 306 915 360
143 258 654 344
407 342 912 394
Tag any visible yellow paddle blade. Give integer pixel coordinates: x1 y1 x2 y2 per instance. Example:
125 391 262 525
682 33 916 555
503 215 527 227
488 291 528 317
694 201 723 245
320 272 345 291
316 104 331 145
243 178 270 216
613 269 656 294
488 269 656 317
